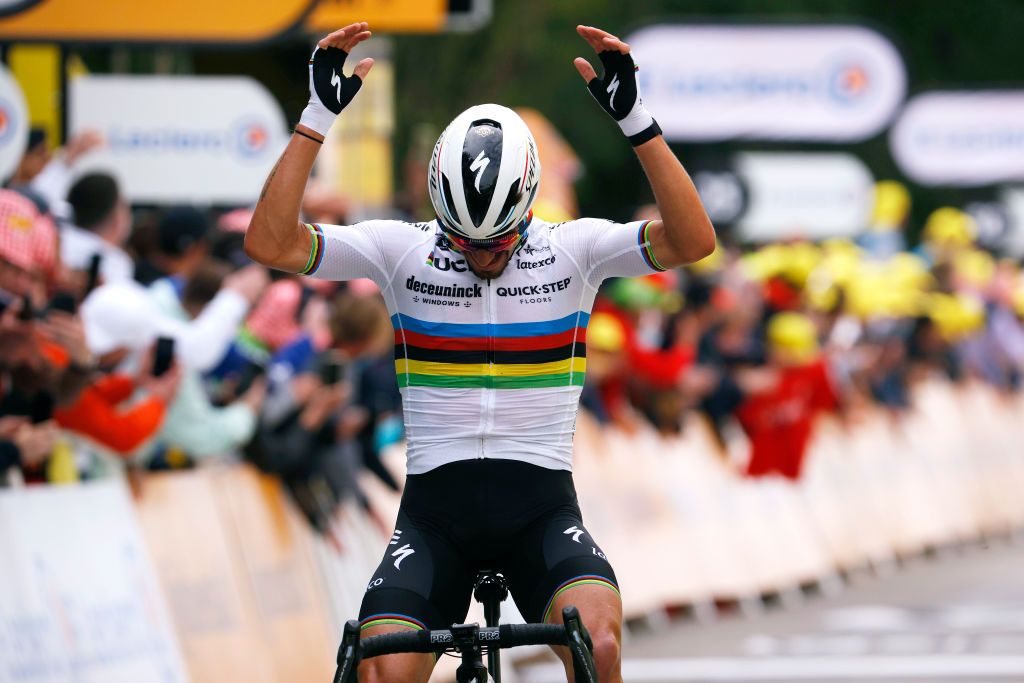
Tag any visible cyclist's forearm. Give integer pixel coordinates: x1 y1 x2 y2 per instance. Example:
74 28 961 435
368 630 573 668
634 136 716 267
244 129 322 273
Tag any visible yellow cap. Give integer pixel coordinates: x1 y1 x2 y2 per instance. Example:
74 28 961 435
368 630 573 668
871 180 911 229
927 292 985 341
587 312 627 353
924 207 975 248
782 242 822 288
767 312 819 363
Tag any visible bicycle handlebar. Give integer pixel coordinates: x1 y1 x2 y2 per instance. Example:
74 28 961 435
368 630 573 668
359 622 568 658
333 606 596 683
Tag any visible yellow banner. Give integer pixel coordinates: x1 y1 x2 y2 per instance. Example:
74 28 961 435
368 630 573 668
305 0 446 33
0 0 315 42
8 44 61 149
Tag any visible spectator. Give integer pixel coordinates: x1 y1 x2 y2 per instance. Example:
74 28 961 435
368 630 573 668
134 205 209 287
53 342 182 457
63 173 135 284
255 292 391 545
0 189 59 307
735 312 839 481
6 128 103 221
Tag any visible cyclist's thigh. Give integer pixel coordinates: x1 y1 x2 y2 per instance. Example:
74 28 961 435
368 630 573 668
502 506 620 625
358 508 475 632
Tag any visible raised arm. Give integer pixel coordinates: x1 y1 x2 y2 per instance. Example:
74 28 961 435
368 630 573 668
574 25 716 269
244 23 374 273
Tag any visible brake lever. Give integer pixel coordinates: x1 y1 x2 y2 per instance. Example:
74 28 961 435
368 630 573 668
561 606 598 683
333 619 362 683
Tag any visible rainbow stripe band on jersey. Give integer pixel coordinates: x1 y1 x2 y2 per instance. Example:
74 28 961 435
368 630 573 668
637 220 667 272
392 312 589 389
541 575 620 623
300 222 325 275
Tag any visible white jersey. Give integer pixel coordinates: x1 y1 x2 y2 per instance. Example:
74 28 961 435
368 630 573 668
307 216 665 474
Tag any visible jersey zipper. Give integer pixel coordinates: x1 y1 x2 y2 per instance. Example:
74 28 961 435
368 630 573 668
479 279 495 459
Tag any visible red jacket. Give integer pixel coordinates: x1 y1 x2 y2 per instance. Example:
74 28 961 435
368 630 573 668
54 375 166 454
736 359 837 480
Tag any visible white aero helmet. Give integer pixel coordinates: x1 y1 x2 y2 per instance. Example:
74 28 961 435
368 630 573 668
428 104 541 244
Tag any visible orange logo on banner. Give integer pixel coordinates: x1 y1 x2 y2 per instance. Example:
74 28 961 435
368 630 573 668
0 0 315 42
305 0 445 33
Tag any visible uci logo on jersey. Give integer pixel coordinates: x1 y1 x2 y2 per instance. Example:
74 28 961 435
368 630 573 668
431 255 468 272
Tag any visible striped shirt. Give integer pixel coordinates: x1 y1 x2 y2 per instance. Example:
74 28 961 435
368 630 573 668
307 216 664 474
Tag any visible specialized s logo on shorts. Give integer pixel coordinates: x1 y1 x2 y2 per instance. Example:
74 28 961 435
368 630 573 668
389 529 416 570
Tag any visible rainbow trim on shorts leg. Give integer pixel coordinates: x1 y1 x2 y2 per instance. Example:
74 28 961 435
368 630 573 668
359 613 427 632
637 220 667 272
541 575 620 623
300 222 325 275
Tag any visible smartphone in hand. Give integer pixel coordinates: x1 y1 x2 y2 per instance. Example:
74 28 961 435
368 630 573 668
49 291 77 315
152 336 175 377
319 357 345 385
85 254 103 295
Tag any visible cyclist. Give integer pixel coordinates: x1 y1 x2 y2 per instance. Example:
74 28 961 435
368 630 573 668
244 21 715 682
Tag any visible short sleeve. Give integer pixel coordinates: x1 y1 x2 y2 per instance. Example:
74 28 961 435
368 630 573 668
304 220 424 287
549 217 666 288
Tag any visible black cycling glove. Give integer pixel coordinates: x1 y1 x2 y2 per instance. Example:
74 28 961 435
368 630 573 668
299 46 364 136
585 50 661 146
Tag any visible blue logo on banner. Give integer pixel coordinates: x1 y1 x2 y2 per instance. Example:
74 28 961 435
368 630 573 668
827 60 872 105
107 119 274 161
233 119 270 158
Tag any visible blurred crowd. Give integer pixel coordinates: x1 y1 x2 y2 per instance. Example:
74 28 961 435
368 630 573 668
2 126 1022 545
1 128 400 546
583 186 1021 481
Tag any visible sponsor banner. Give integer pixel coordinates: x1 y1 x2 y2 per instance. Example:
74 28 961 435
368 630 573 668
734 152 874 242
628 24 906 141
0 62 28 182
0 480 189 683
890 91 1024 186
70 75 288 205
0 0 313 42
305 0 445 33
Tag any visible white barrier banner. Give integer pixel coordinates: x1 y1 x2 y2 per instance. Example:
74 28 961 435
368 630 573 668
70 75 288 204
735 152 874 241
0 63 28 182
0 480 189 683
628 24 906 141
890 91 1024 186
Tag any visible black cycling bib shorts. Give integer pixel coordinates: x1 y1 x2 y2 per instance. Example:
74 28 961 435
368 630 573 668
358 459 619 632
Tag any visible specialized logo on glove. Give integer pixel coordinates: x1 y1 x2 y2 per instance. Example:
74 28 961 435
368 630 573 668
587 50 639 121
584 49 661 146
310 46 363 115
